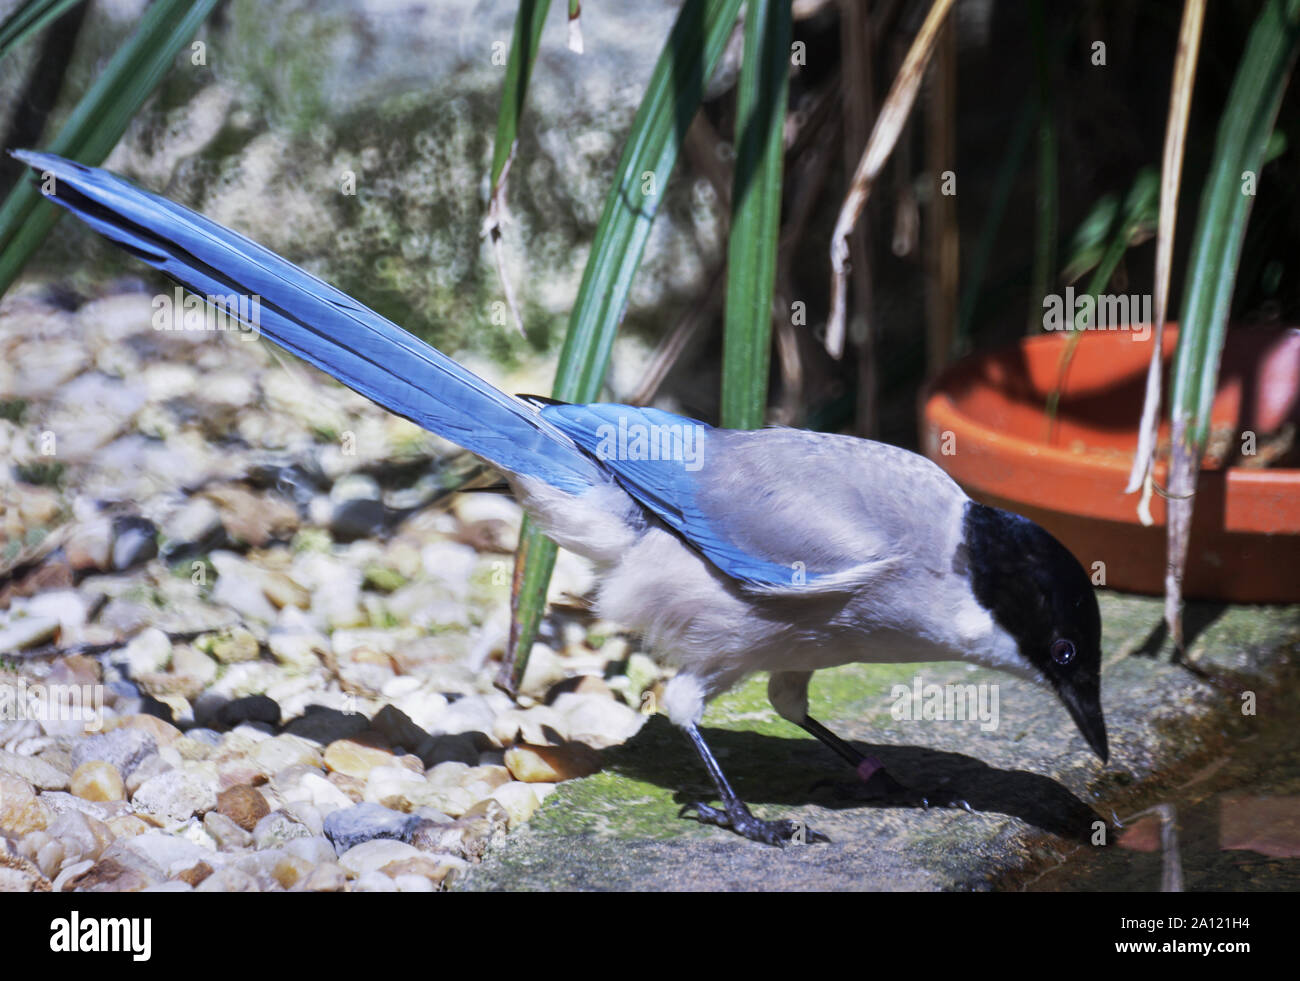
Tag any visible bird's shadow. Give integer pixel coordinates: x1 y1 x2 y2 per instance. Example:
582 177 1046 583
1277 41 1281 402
604 715 1103 843
1131 599 1228 663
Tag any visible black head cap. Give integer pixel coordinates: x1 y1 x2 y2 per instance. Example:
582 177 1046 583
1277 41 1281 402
963 502 1107 762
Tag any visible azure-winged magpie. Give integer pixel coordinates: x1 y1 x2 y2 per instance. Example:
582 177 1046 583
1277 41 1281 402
13 151 1107 845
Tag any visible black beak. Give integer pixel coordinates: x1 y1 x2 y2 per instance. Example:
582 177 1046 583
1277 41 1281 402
1058 682 1108 763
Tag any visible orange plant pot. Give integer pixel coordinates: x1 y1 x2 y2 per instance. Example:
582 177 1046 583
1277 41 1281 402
921 325 1300 602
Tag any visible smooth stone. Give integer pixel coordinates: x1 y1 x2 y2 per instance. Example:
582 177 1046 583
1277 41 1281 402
180 816 219 852
176 860 214 887
213 761 264 794
281 706 370 744
171 736 214 762
552 692 645 749
24 589 88 644
286 835 338 866
132 766 218 824
17 831 65 878
113 713 183 747
0 748 69 790
222 724 274 748
230 848 300 890
504 743 601 783
431 695 499 739
32 791 130 823
72 727 157 778
171 645 218 689
458 765 512 796
261 571 310 611
117 830 217 879
0 617 59 652
45 652 102 688
202 623 261 664
161 496 222 549
369 705 429 754
483 782 540 828
124 754 171 796
0 855 51 892
216 694 282 729
103 812 149 837
280 800 324 837
269 852 315 889
326 771 367 803
267 629 328 670
69 852 162 893
392 689 450 733
115 627 172 676
363 766 433 812
251 809 312 849
403 819 472 859
274 769 354 814
381 853 467 887
53 859 95 893
351 869 399 891
426 761 471 787
111 518 158 570
297 862 347 892
202 811 253 851
46 810 115 866
322 801 417 852
216 784 270 832
185 727 223 747
518 643 568 697
210 564 279 625
0 774 50 835
69 761 125 802
33 746 74 778
417 786 475 818
64 518 113 572
251 734 323 777
338 839 422 877
323 738 398 780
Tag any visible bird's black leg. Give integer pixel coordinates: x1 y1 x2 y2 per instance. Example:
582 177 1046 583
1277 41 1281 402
799 715 911 797
800 715 973 812
678 722 829 846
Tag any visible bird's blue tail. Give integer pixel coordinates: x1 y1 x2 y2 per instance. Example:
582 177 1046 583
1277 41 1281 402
12 151 602 495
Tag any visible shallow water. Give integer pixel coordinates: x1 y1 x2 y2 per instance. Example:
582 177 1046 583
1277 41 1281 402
1024 660 1300 891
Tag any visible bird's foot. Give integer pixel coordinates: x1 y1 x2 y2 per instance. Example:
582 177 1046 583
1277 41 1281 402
679 800 830 846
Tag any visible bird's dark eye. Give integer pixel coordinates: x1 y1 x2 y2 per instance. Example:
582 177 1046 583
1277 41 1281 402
1051 639 1076 665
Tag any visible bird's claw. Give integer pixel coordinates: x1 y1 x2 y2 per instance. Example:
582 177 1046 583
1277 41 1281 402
914 792 976 813
679 801 830 846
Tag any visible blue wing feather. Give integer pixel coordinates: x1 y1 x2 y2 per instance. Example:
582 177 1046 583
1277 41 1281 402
540 403 813 587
